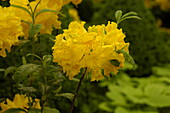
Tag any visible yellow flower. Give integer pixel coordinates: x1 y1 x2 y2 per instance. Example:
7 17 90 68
69 8 81 21
71 0 83 5
10 0 61 39
52 21 129 81
0 94 41 113
155 0 170 11
0 7 23 57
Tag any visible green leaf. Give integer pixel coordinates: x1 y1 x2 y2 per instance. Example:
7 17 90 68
55 93 78 106
117 50 136 70
110 59 120 67
35 9 60 18
27 53 42 61
115 107 130 113
56 93 74 100
11 5 32 16
18 84 37 92
13 64 40 83
3 108 26 113
115 10 122 22
152 65 170 77
42 55 53 65
119 16 141 23
22 56 27 65
122 11 138 18
21 19 31 25
43 107 60 113
5 66 17 77
29 24 42 38
144 84 170 107
99 102 113 112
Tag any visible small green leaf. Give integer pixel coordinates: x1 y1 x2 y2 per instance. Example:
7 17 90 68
117 50 136 70
35 9 60 18
22 56 27 65
11 5 32 16
56 93 74 100
5 66 17 77
122 11 138 18
3 108 26 113
119 16 141 24
42 55 53 65
21 19 31 25
43 107 60 113
18 84 37 92
110 59 120 67
56 93 78 106
13 64 40 83
115 10 122 22
99 102 113 112
27 53 42 61
29 24 42 38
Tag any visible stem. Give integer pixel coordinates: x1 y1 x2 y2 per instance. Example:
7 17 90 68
41 65 47 113
69 68 87 113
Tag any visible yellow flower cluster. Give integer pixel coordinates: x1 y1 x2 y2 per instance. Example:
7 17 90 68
0 94 41 113
0 7 23 57
9 0 83 39
52 21 129 81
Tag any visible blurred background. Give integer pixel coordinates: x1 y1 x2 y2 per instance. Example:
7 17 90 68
0 0 170 113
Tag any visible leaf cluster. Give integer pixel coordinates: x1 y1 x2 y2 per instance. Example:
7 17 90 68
99 64 170 113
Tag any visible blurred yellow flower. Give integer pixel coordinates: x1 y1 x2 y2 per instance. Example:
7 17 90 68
69 8 81 21
0 7 23 57
71 0 83 5
0 94 41 113
52 21 129 81
145 0 170 11
155 0 170 11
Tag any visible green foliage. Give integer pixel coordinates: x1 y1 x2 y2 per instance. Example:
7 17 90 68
82 0 170 76
99 64 170 113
